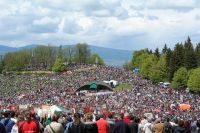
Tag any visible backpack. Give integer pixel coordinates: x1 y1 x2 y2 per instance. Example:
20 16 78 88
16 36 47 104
5 119 15 133
2 118 10 127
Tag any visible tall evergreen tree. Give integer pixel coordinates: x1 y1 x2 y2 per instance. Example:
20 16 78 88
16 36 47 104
167 43 185 81
195 43 200 66
173 43 184 69
52 57 65 72
154 48 160 59
162 44 168 54
165 48 174 81
184 37 197 69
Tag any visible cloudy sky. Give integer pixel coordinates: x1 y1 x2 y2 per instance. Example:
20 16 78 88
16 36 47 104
0 0 200 50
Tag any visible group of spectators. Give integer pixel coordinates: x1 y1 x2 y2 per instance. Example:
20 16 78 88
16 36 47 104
0 64 200 133
0 109 200 133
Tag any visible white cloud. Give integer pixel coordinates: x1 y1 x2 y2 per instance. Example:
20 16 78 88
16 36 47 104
33 17 59 25
77 17 94 31
0 0 200 50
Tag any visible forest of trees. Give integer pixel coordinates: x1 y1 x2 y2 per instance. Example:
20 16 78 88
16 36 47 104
125 37 200 92
0 43 104 73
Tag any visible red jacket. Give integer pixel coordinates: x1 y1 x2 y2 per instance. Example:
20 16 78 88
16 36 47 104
123 117 130 124
19 120 39 133
96 118 108 133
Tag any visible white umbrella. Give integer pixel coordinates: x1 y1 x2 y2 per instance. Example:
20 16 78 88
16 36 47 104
49 105 66 115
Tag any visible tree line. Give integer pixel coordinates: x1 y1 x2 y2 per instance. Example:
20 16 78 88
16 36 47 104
0 43 104 73
124 37 200 92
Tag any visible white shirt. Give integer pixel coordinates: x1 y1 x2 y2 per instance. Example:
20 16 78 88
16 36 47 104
144 123 153 133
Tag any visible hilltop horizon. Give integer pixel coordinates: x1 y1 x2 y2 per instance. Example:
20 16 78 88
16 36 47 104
0 44 133 67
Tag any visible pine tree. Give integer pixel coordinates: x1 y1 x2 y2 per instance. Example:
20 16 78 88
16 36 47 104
173 43 184 69
167 43 185 81
162 44 168 54
52 57 65 72
184 37 197 69
165 48 174 81
195 43 200 66
154 48 160 59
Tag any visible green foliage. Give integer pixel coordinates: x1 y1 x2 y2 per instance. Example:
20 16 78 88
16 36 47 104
89 54 104 65
154 48 160 59
0 61 3 73
173 43 184 69
184 37 197 69
127 37 200 93
2 43 104 72
162 44 168 54
187 68 200 92
171 67 188 89
149 55 167 83
33 45 57 69
74 43 91 64
123 61 132 70
3 51 31 71
195 43 200 66
52 58 65 72
62 47 75 64
132 49 149 69
115 83 132 92
165 48 174 81
140 54 157 78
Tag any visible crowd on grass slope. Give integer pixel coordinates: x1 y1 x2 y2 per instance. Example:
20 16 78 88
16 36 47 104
0 64 200 133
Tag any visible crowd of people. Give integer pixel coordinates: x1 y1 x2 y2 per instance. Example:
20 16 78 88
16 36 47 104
0 64 200 133
0 109 200 133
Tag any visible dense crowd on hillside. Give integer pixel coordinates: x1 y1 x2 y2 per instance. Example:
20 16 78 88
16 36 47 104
1 109 200 133
0 64 200 133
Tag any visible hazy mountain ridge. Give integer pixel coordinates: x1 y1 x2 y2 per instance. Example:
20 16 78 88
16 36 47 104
0 44 133 67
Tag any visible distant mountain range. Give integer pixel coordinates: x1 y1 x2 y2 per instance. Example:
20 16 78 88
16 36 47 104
0 44 133 67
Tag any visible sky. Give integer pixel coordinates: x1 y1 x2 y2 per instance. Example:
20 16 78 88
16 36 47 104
0 0 200 50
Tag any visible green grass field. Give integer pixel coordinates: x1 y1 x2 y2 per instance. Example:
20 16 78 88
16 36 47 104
114 83 132 92
10 71 52 74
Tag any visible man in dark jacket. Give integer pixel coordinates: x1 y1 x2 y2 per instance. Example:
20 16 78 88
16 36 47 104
0 122 6 133
113 114 131 133
129 116 139 133
84 113 98 133
164 118 172 133
0 111 16 133
107 114 115 133
67 113 85 133
174 120 186 133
